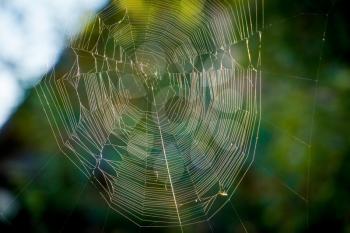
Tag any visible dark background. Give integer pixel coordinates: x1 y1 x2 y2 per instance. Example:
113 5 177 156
0 0 349 232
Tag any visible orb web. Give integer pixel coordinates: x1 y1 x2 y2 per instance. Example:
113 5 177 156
36 0 263 228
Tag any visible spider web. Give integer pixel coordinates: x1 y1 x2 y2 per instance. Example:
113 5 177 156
36 0 263 228
0 0 336 232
